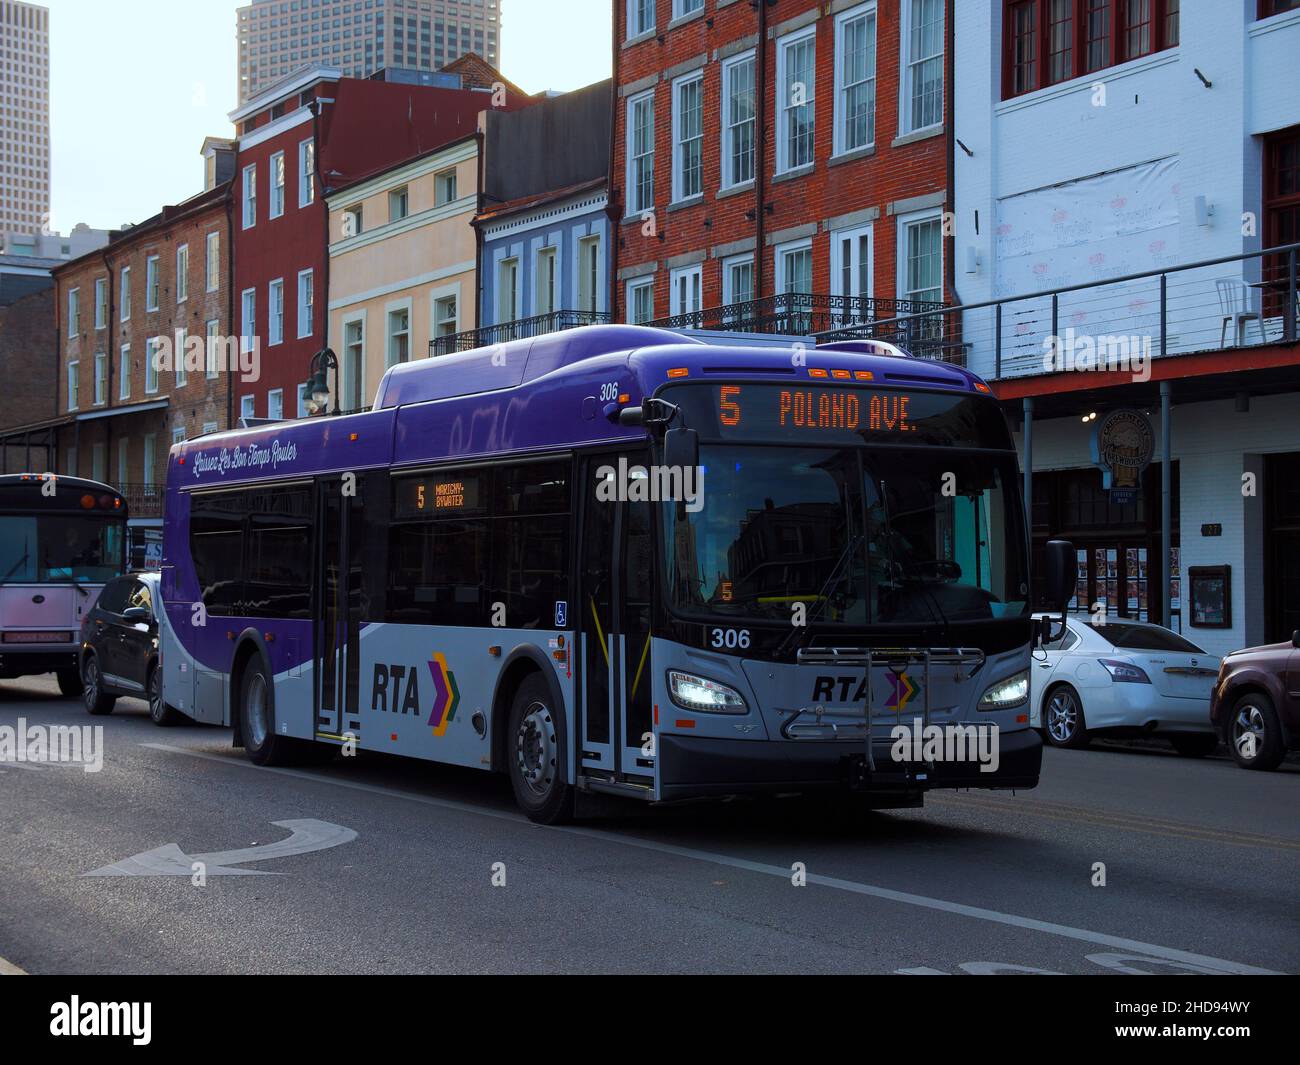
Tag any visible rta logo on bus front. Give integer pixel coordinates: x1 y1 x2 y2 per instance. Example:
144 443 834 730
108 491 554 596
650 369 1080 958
48 996 151 1046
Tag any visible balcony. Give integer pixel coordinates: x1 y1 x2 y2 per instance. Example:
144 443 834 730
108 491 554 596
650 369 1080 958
649 293 953 359
118 482 163 520
429 310 614 357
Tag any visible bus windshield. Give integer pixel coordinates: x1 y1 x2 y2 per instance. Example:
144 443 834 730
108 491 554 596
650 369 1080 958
0 515 126 584
662 444 1029 626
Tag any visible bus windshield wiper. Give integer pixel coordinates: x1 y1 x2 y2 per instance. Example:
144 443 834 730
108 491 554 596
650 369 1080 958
777 532 863 659
0 550 30 588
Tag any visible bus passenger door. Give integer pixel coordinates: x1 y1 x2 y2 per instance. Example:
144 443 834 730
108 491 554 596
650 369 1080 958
316 478 364 744
578 454 656 787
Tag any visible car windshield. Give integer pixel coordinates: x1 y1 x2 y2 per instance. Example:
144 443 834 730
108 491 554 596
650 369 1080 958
662 445 1029 625
1091 623 1206 653
0 515 126 584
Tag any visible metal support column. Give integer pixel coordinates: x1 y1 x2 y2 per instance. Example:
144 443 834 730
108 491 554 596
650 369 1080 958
1160 380 1172 628
1022 397 1034 532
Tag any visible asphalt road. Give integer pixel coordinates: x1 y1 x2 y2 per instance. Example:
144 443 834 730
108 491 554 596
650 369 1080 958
1 675 1296 975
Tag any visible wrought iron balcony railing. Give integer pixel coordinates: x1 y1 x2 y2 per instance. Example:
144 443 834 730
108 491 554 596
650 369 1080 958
430 310 614 357
117 482 163 519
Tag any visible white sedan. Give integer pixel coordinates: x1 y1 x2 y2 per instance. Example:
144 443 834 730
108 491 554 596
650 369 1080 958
1029 615 1221 756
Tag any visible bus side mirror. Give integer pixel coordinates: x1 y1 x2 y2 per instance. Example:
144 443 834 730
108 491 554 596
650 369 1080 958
1044 539 1074 616
617 406 643 427
663 426 699 474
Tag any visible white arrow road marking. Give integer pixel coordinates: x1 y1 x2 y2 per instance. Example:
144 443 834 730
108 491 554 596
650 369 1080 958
83 819 357 877
141 743 1285 975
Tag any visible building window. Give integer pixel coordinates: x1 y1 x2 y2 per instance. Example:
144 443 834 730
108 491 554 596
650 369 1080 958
240 395 255 423
67 360 78 410
673 0 703 18
241 288 256 352
627 90 655 216
94 278 107 330
627 277 654 324
299 138 315 207
1264 126 1300 316
672 71 703 202
389 185 409 221
146 256 160 312
776 241 813 295
721 53 756 189
270 151 286 218
342 203 363 237
497 256 520 322
92 443 106 484
435 168 457 205
1259 0 1299 17
723 255 755 307
342 317 365 408
433 294 457 337
901 212 943 305
175 328 188 387
146 338 160 394
387 305 411 365
242 163 257 228
143 434 157 486
297 269 314 339
903 0 944 132
206 232 220 293
777 26 816 173
119 344 130 400
535 247 557 315
669 264 702 316
627 0 653 38
268 279 284 345
176 244 189 304
836 3 877 155
206 320 221 379
832 224 873 304
1005 0 1180 98
67 287 80 337
578 235 601 313
120 267 131 321
117 439 129 489
268 388 284 421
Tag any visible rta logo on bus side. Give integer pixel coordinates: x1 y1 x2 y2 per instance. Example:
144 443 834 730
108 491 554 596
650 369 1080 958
811 676 872 703
372 663 422 716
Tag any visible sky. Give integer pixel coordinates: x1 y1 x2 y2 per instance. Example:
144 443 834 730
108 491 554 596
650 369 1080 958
42 0 612 234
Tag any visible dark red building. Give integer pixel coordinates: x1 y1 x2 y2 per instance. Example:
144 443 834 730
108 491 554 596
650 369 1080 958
610 0 953 343
230 64 533 418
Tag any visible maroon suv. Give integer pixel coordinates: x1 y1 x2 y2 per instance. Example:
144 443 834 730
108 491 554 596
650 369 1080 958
1209 632 1300 771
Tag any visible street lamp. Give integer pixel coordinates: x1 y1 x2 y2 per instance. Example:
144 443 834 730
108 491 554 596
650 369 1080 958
303 347 339 416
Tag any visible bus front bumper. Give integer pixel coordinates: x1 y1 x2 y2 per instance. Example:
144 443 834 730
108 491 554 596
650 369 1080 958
658 727 1042 802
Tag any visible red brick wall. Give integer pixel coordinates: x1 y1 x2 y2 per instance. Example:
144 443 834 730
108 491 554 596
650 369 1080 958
611 0 952 320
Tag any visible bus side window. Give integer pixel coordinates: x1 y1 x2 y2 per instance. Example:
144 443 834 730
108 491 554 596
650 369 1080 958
190 491 246 616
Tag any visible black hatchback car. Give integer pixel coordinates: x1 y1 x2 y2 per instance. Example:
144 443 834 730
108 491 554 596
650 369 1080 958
78 571 177 725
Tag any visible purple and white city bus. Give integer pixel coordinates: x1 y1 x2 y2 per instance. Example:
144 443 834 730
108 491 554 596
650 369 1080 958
0 474 127 695
160 325 1072 823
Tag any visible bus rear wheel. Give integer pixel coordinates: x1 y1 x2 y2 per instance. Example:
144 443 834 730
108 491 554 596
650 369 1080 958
507 674 573 825
240 655 297 766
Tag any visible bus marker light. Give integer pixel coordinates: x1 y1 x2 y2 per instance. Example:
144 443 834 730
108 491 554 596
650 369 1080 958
552 649 567 663
488 646 501 657
974 382 992 394
556 635 565 648
667 368 689 378
808 368 828 378
264 633 275 643
854 371 873 381
227 631 235 641
349 433 359 441
831 369 851 379
80 494 95 509
675 719 695 729
618 394 630 404
654 704 659 725
1016 714 1028 724
391 733 398 742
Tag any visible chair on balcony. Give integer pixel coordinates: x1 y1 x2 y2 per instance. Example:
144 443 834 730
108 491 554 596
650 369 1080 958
1216 278 1264 348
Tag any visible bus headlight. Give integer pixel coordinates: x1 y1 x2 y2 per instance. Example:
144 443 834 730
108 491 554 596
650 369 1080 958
667 671 748 714
979 669 1029 710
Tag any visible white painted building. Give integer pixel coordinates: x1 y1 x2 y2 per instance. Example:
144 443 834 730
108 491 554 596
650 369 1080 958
951 1 1300 657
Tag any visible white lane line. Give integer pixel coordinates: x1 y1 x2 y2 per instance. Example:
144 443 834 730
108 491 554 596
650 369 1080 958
141 742 1283 976
0 955 28 975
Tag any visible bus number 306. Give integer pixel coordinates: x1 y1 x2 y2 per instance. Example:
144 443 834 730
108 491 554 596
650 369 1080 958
710 628 751 650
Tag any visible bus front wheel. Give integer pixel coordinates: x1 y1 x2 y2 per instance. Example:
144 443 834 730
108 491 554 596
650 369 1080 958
506 674 574 825
240 655 296 767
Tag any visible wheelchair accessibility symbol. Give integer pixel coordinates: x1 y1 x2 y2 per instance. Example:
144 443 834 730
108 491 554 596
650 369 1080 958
554 601 568 628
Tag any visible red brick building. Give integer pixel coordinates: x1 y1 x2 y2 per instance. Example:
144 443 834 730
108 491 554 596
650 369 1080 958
230 63 534 419
53 161 236 566
611 0 953 340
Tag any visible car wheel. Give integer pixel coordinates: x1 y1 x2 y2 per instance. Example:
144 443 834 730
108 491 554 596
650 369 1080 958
57 667 84 697
81 655 115 716
1228 693 1286 771
240 655 298 766
1169 733 1218 758
506 673 574 825
147 664 180 727
1043 684 1090 749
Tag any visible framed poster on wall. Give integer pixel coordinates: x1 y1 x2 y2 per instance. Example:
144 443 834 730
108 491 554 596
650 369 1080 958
1189 566 1231 628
